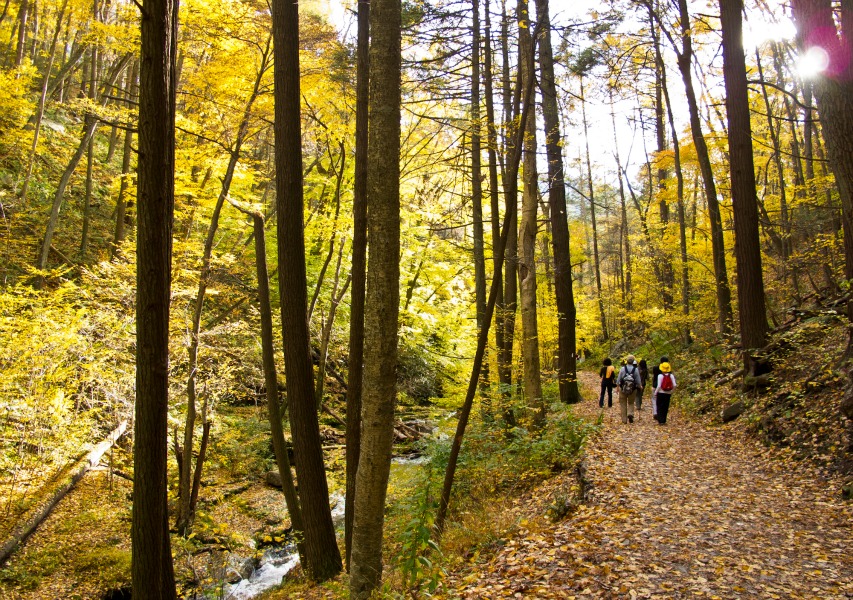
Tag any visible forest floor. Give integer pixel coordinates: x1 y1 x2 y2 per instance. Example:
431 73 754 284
439 371 853 599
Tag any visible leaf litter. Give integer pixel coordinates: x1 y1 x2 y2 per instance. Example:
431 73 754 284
440 371 852 599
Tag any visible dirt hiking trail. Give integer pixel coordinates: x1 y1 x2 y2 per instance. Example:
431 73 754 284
442 372 852 599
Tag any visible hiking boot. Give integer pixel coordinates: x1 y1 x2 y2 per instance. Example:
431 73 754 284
628 415 634 423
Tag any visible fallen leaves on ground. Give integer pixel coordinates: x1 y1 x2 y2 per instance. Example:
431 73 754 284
439 372 852 599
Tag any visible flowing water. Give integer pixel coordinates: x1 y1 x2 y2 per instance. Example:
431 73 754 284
224 493 346 599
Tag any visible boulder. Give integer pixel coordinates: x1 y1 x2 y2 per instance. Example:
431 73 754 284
265 470 282 488
226 554 257 583
721 401 745 423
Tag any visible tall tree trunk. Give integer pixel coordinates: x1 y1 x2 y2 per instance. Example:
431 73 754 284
344 0 370 570
580 74 609 340
719 0 769 351
131 0 178 592
14 0 28 67
175 39 270 534
20 0 68 206
659 43 692 342
112 59 139 257
537 0 580 404
471 0 488 397
609 89 632 311
349 0 401 595
344 0 369 569
483 0 503 419
498 0 518 427
436 58 536 535
517 0 543 427
223 201 307 565
793 0 853 305
652 0 734 334
271 0 341 581
651 10 675 308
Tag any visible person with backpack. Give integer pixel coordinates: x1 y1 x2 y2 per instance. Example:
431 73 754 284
616 355 642 424
599 357 616 408
651 355 669 422
653 361 677 425
636 358 649 412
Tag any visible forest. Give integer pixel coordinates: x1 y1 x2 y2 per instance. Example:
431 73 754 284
0 0 851 597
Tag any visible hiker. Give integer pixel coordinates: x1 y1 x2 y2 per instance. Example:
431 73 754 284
636 358 649 412
599 357 616 408
651 355 669 422
616 355 642 424
653 361 677 425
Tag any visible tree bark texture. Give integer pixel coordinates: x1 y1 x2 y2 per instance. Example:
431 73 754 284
671 0 734 334
271 0 341 581
790 0 853 351
249 208 306 564
537 0 581 404
719 0 768 351
349 0 401 596
345 0 369 569
517 0 543 426
132 0 178 593
579 75 609 340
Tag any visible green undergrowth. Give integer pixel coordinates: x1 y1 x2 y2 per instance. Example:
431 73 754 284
266 385 599 599
385 388 598 597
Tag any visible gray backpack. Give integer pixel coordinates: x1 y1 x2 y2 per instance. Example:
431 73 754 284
620 365 637 394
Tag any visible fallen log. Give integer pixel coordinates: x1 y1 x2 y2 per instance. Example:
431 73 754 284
714 368 744 387
0 420 128 564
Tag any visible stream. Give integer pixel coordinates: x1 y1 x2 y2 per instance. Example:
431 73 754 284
224 420 439 598
224 494 346 599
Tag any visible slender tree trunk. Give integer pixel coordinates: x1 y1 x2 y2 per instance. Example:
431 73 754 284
436 59 536 535
537 0 580 404
175 40 270 534
517 0 543 426
349 0 401 595
652 11 675 308
498 0 518 427
344 0 369 569
271 0 341 580
720 0 769 351
15 0 28 67
112 60 138 257
20 0 68 206
609 90 632 311
471 0 488 397
483 0 502 419
659 45 692 342
580 74 608 340
37 117 98 271
755 51 791 268
315 244 351 407
654 0 734 334
37 52 130 272
131 0 178 592
226 203 306 565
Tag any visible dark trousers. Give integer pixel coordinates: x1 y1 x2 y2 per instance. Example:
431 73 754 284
656 393 672 423
599 382 613 407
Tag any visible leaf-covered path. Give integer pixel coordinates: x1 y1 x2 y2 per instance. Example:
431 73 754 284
442 372 852 599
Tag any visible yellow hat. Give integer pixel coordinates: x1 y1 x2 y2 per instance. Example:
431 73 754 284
660 362 671 373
